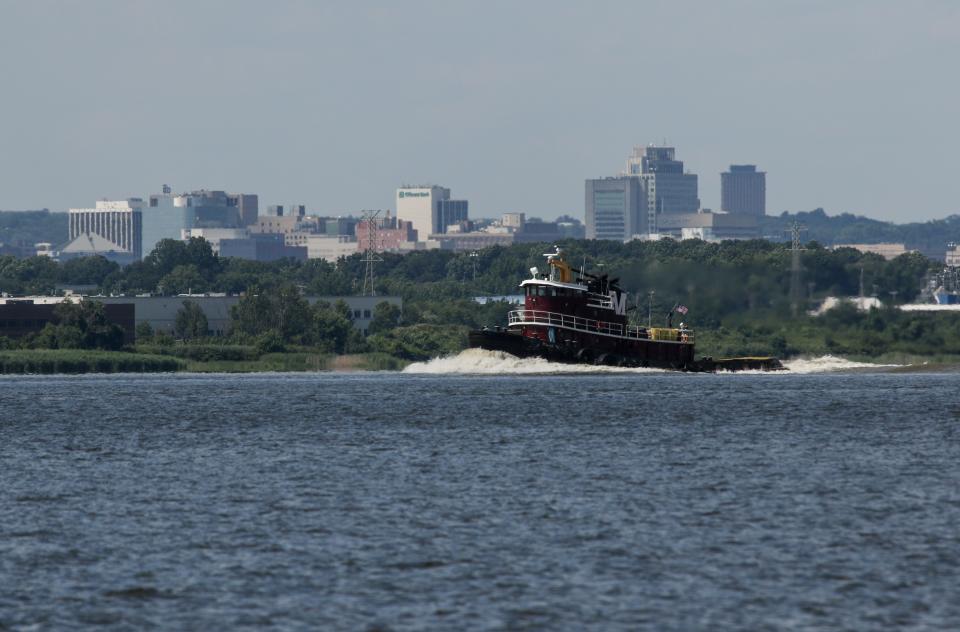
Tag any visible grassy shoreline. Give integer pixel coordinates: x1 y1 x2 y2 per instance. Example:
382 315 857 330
3 347 959 376
0 349 410 375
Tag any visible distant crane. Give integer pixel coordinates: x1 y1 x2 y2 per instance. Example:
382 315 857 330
786 222 807 316
360 209 383 297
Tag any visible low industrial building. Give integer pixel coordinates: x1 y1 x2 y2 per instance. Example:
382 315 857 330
305 235 358 261
93 294 401 337
180 228 250 254
1 294 402 340
219 234 307 262
832 243 915 260
429 232 515 251
653 211 761 241
0 297 135 344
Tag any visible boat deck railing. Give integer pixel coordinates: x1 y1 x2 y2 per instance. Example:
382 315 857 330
507 309 694 343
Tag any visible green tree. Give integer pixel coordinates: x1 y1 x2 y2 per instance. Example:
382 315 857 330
159 264 207 295
368 301 402 335
135 321 154 341
59 256 119 286
174 300 209 340
255 330 286 354
311 301 354 353
274 284 312 342
36 300 125 350
230 284 311 343
145 237 220 278
230 288 274 339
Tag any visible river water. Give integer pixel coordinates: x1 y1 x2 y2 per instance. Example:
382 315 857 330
2 352 959 630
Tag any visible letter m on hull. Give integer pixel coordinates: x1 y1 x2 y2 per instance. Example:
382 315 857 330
609 291 627 316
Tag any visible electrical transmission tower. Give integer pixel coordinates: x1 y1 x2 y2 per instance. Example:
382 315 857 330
469 251 479 282
786 222 807 316
360 209 383 297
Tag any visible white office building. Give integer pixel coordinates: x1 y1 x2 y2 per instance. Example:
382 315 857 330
396 185 469 238
68 198 144 258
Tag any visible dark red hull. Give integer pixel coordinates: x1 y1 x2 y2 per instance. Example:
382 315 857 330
468 326 693 370
467 328 784 372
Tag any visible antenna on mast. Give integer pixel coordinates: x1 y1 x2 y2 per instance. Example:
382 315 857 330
360 209 383 297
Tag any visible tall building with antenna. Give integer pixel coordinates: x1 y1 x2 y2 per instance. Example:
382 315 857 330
626 146 700 233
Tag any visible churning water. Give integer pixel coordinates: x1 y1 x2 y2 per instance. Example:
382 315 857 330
2 364 959 630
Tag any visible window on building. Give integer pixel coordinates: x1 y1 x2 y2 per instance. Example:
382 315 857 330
363 310 371 319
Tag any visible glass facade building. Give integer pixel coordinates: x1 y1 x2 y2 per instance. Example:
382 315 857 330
585 177 645 241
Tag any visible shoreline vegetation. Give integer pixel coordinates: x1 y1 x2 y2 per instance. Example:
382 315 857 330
4 345 960 375
0 348 410 374
4 236 960 374
3 333 959 374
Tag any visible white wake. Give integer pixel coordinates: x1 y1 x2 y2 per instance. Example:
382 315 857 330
402 348 666 375
403 349 903 375
781 355 902 374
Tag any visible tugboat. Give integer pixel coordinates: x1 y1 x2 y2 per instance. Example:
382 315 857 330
468 247 784 372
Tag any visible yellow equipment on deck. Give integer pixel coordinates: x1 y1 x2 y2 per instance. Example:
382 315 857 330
648 328 681 342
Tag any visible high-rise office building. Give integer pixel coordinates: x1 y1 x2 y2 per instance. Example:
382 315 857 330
396 185 469 237
438 199 469 232
585 177 646 240
721 165 766 216
142 186 258 258
232 194 260 226
68 198 143 259
625 145 700 233
143 188 197 258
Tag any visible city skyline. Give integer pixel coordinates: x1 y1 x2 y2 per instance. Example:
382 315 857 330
1 2 958 222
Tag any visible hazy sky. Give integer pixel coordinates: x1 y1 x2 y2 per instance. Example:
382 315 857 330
1 1 957 222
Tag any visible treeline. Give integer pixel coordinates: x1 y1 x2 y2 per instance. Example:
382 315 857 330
0 210 68 249
1 286 470 363
0 236 942 328
763 208 960 255
0 236 953 360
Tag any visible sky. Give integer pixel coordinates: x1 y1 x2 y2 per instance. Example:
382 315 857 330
0 1 958 223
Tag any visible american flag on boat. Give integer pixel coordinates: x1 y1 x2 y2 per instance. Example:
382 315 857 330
676 304 689 315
